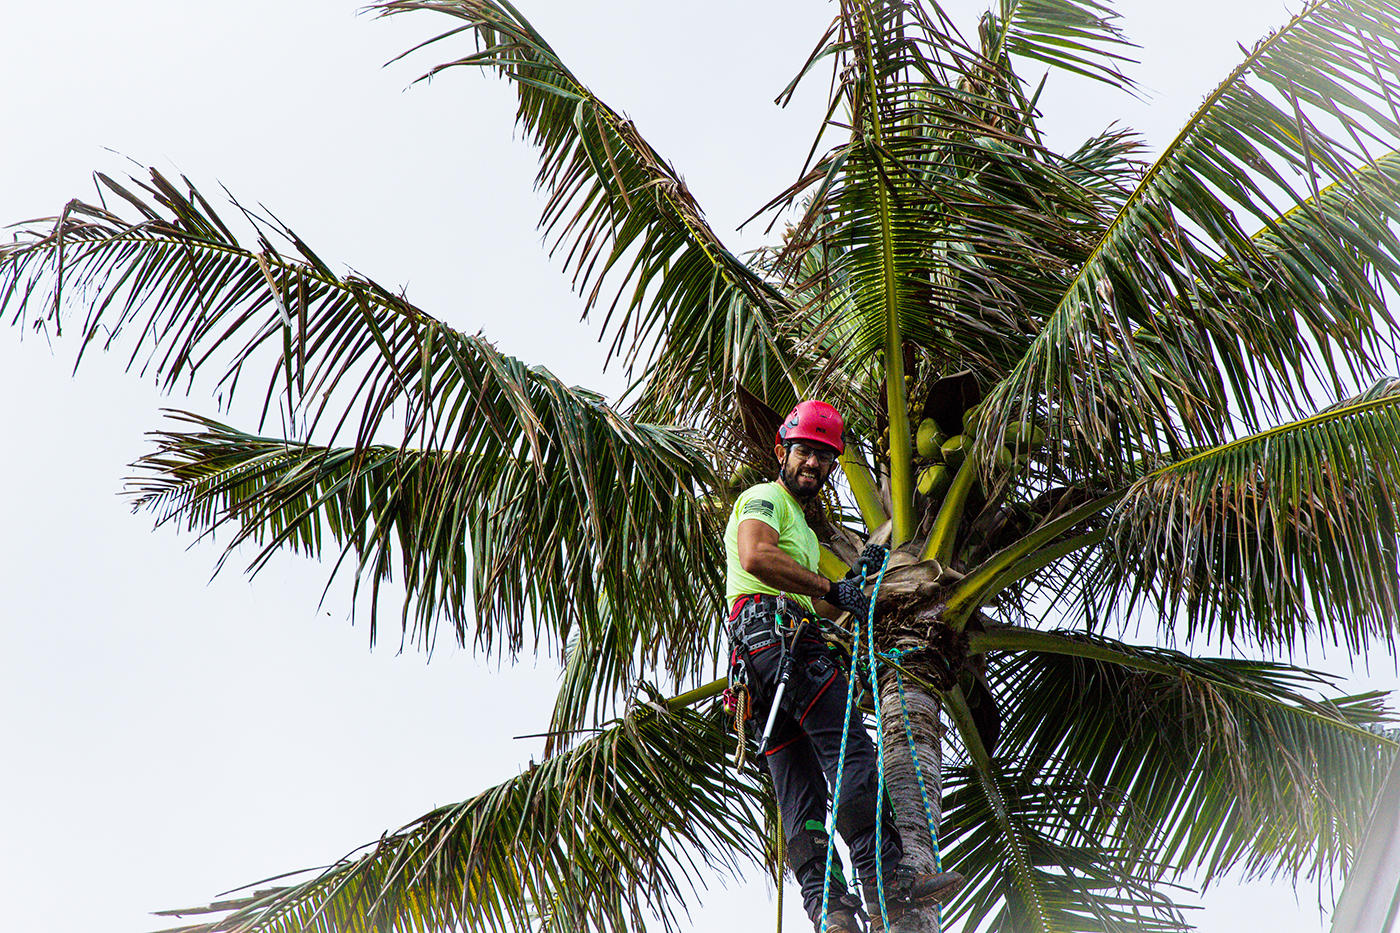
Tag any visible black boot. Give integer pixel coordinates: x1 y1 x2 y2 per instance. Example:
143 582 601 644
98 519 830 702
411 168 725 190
862 864 964 927
813 893 867 932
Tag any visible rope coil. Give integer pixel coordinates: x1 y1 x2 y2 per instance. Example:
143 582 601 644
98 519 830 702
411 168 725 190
733 685 750 770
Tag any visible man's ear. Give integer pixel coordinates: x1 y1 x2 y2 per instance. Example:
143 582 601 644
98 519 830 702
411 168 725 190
773 443 786 465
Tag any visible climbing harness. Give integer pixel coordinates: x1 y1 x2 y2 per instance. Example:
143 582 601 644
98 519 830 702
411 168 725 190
725 596 812 767
818 550 947 933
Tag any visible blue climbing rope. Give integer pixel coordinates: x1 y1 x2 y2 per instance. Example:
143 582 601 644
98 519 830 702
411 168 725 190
866 552 894 932
814 550 946 933
817 600 862 932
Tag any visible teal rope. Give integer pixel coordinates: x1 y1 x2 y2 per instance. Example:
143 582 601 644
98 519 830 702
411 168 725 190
816 551 948 933
817 603 863 932
776 612 787 933
865 553 894 932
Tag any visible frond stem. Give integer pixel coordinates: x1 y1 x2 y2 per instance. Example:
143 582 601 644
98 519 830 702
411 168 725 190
921 454 978 566
943 493 1121 627
841 449 889 532
664 678 728 712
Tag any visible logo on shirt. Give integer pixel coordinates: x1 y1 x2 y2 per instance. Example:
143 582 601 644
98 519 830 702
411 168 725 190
742 499 775 518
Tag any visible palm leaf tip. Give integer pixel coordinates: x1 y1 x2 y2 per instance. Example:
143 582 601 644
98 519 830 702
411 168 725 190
1104 380 1400 653
153 701 767 933
991 0 1140 92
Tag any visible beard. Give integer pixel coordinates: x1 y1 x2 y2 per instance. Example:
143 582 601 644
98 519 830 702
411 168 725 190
779 458 826 500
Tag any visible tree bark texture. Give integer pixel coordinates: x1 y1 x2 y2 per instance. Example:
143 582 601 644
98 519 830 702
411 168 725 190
876 668 945 933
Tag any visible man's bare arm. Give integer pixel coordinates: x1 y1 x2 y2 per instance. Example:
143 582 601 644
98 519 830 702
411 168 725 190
736 519 838 614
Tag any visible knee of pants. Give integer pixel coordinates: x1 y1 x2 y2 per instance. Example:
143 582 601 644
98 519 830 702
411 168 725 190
786 821 829 873
834 787 899 844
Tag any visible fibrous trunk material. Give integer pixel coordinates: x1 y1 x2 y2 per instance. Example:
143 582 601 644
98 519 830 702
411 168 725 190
876 668 945 933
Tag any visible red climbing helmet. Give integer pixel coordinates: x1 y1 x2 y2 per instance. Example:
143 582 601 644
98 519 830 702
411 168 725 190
776 400 845 455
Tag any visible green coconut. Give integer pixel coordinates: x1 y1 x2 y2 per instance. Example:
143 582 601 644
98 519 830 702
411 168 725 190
917 463 952 497
941 434 967 466
1004 421 1046 451
916 418 946 459
961 402 985 433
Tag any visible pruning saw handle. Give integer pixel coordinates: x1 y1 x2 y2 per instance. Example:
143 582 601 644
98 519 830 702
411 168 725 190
755 619 807 755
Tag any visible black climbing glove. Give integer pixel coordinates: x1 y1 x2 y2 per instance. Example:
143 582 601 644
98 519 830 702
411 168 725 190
843 543 890 582
857 543 890 578
825 577 872 620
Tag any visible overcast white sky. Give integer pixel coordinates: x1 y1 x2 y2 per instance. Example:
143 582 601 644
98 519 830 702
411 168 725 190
1 2 1396 932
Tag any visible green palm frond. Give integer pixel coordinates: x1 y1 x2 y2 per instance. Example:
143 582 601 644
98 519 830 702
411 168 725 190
976 628 1397 885
375 0 798 422
789 0 960 541
1103 380 1400 652
783 0 1055 370
0 171 478 449
940 684 1187 933
987 0 1138 90
981 0 1400 474
1 171 351 427
130 409 723 667
770 6 1145 513
1124 149 1400 442
940 760 1188 933
938 627 1395 932
1237 148 1400 397
774 0 1085 539
2 172 728 661
155 700 765 933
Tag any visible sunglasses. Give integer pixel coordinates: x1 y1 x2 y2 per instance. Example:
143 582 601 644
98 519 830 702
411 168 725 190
788 443 838 465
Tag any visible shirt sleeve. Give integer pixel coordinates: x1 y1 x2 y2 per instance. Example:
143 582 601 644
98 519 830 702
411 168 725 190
734 486 783 532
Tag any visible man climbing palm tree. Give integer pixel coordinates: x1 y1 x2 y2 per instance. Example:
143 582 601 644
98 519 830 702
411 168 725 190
6 1 1400 930
726 400 964 932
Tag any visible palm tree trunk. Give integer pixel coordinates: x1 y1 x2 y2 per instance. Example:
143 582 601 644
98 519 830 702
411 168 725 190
876 668 945 933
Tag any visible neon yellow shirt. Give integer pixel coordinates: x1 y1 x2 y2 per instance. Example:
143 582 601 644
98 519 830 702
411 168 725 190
724 481 818 613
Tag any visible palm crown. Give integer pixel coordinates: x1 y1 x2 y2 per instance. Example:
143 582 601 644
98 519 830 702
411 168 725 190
3 1 1400 931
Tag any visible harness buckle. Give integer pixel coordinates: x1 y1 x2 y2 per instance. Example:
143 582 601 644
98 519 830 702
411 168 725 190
731 594 812 643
